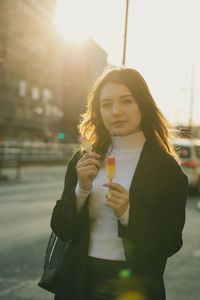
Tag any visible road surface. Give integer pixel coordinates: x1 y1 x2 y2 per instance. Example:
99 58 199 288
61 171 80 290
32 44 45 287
0 165 200 300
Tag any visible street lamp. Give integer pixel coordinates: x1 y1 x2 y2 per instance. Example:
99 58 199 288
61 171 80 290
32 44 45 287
122 0 129 66
188 65 195 134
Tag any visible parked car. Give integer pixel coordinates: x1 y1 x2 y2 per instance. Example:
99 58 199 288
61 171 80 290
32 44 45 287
171 138 200 193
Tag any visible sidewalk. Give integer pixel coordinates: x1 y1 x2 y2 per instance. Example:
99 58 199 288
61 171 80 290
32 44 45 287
0 279 54 300
0 164 65 300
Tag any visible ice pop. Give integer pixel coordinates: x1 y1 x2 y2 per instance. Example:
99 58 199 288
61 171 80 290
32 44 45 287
80 136 92 152
107 156 115 183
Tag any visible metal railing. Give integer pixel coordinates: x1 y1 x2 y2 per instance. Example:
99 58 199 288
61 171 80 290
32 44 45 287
0 141 78 180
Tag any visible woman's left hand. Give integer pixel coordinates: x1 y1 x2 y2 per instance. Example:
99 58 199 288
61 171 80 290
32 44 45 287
103 183 129 217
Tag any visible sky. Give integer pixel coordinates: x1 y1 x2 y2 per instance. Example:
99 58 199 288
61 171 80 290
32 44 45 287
54 0 200 126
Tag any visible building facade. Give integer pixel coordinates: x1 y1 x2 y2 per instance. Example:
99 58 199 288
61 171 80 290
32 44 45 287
0 0 64 142
60 39 108 142
0 0 108 143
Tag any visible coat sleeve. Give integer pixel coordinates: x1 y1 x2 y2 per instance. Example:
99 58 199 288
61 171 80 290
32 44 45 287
118 155 188 258
50 151 90 241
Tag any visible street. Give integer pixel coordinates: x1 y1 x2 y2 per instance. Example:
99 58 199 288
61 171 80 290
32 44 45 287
0 165 200 300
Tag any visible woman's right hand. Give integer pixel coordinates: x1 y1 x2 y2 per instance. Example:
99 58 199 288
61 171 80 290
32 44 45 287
76 152 102 191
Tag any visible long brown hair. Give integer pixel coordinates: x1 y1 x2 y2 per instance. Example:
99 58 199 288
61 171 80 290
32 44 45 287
79 67 176 159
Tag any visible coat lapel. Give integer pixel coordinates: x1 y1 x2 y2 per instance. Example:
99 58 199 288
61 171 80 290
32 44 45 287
128 138 161 202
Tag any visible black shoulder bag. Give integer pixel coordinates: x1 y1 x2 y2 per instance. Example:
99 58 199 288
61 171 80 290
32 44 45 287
38 232 71 293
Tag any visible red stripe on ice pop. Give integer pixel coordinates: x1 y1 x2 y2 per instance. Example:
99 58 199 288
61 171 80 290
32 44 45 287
107 157 115 165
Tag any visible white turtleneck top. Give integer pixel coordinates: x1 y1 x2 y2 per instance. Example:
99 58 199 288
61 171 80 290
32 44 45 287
75 131 146 260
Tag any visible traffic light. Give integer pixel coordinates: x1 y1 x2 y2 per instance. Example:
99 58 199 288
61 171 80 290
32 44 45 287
58 132 65 140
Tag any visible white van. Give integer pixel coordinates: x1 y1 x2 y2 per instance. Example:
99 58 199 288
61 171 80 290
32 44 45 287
171 138 200 193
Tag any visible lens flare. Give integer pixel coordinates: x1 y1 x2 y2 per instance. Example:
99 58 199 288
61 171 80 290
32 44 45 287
118 290 147 300
118 268 132 278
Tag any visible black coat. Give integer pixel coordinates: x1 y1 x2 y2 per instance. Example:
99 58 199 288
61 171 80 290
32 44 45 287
51 138 188 300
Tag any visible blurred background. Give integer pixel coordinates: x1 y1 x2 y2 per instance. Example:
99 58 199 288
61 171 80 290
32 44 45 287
0 0 200 299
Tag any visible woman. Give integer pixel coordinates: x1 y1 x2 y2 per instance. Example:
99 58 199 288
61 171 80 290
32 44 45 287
51 67 188 300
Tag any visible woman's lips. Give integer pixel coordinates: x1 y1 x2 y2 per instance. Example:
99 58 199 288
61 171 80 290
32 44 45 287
112 121 126 126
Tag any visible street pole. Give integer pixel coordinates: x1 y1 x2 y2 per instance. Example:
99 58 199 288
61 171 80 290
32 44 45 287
122 0 129 67
189 65 195 136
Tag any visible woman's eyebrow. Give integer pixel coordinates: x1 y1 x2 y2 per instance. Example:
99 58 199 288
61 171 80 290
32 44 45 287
119 94 133 99
100 94 133 102
100 98 112 103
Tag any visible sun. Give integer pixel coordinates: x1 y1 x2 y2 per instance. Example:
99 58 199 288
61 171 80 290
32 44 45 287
54 0 94 43
54 0 125 64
